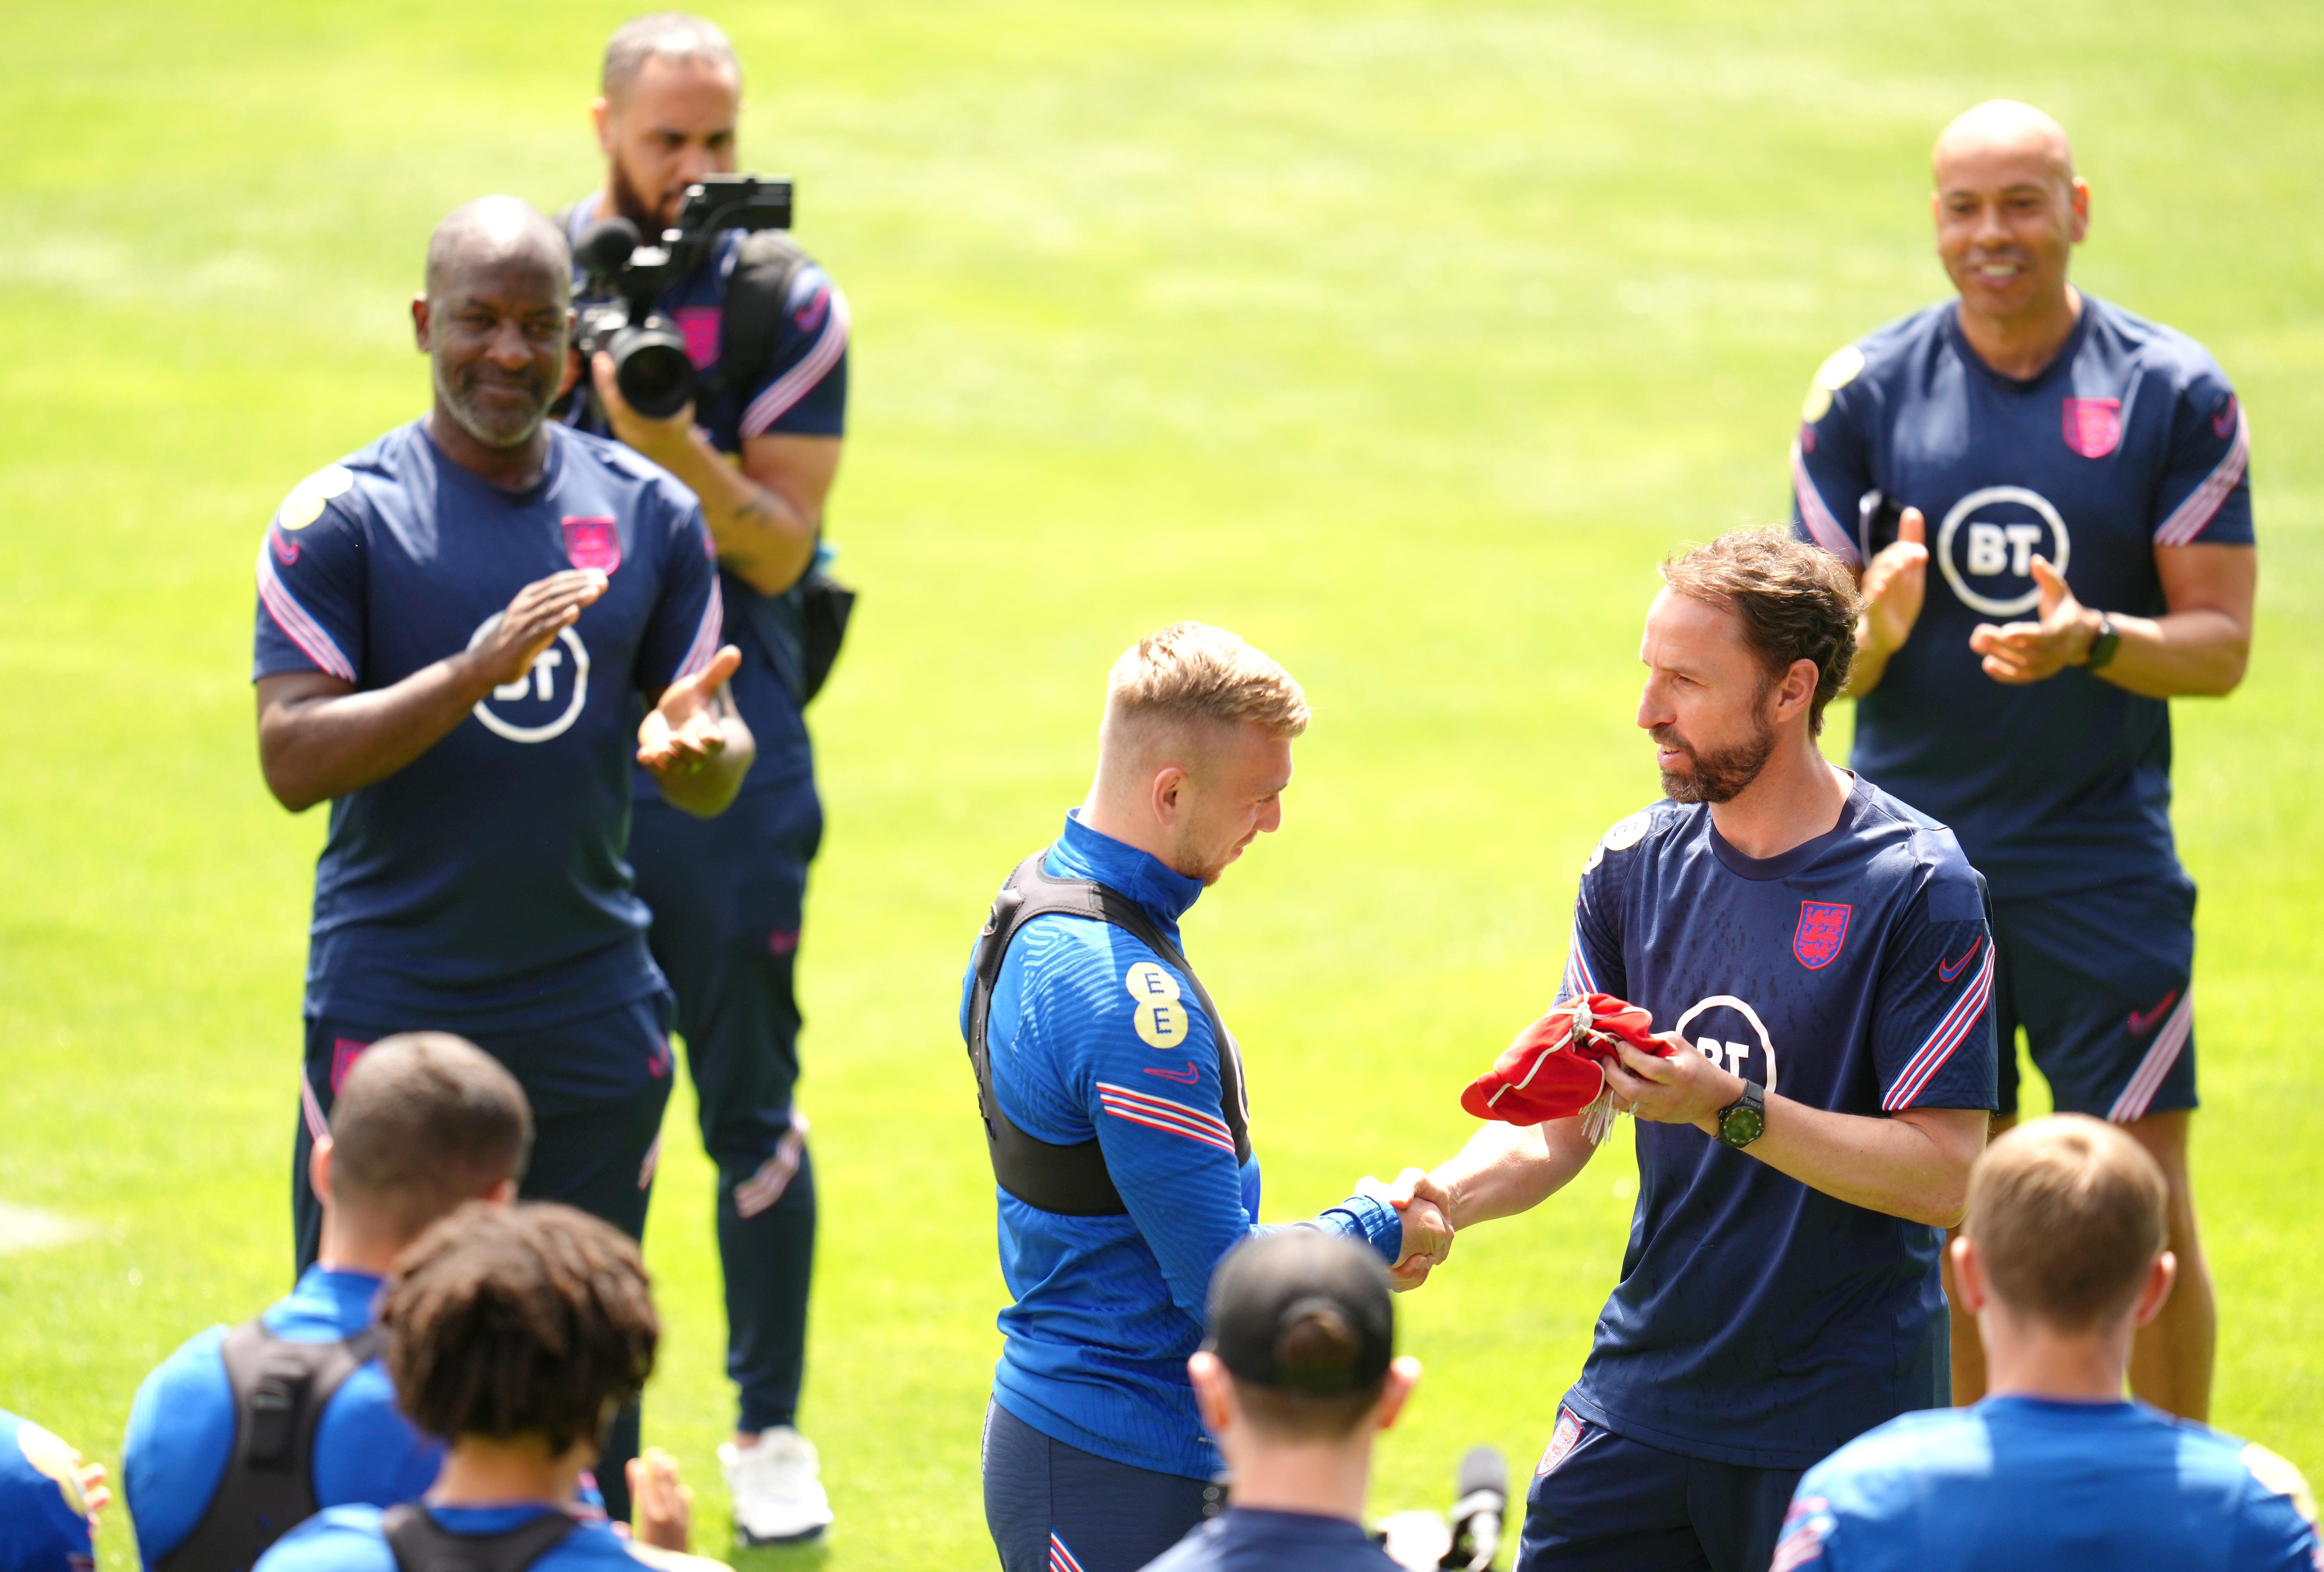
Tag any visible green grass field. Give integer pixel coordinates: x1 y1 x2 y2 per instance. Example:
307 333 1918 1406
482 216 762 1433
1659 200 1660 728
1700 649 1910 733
3 2 2320 1566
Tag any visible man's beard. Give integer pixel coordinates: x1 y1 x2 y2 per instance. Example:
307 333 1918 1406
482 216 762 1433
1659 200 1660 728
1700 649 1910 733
609 156 677 234
1655 713 1776 805
435 358 551 450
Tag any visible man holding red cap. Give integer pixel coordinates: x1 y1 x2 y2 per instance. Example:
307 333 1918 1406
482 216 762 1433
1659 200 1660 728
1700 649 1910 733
1394 530 1997 1572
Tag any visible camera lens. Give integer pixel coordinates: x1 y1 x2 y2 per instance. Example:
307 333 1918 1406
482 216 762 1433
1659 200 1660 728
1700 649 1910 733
610 325 695 420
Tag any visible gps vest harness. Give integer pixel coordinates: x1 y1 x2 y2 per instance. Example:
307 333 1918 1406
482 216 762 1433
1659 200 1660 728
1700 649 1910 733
153 1319 387 1572
965 852 1251 1215
380 1503 577 1572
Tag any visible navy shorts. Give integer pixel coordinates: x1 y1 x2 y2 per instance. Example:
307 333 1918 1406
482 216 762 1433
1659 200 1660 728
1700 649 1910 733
982 1401 1216 1572
1515 1406 1802 1572
1992 872 2197 1123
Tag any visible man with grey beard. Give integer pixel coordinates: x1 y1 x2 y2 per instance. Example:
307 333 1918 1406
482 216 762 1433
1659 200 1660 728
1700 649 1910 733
249 195 752 1522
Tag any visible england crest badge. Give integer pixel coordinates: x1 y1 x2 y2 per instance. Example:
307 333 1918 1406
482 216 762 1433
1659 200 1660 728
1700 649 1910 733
2061 397 2122 458
1794 901 1851 970
561 515 621 574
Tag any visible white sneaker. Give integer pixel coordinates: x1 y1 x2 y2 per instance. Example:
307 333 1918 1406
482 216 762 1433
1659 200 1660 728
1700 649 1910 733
719 1426 834 1546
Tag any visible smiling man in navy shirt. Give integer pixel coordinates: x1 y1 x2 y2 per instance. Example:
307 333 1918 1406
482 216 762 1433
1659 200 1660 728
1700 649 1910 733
250 195 751 1522
1390 531 1996 1572
1788 101 2256 1419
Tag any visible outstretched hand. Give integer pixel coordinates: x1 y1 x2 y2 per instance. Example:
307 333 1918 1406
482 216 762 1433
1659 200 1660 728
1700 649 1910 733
638 646 742 775
1358 1167 1455 1291
1969 556 2093 684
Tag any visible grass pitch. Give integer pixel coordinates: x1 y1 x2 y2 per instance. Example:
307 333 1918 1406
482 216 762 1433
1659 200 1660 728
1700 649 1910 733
3 2 2320 1567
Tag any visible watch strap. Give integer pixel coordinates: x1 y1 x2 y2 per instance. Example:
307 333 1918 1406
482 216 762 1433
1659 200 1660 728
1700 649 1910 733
2084 611 2120 671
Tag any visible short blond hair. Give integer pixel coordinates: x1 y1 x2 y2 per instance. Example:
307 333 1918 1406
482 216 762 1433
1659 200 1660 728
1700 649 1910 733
1105 622 1309 738
1965 1114 2168 1333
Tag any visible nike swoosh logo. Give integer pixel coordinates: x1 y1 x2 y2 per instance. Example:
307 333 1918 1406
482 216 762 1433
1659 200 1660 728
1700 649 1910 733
1143 1062 1200 1085
1937 937 1982 984
2127 989 2180 1037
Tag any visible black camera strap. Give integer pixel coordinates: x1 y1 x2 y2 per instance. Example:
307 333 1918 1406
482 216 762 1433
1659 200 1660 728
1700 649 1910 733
381 1505 576 1572
965 852 1251 1216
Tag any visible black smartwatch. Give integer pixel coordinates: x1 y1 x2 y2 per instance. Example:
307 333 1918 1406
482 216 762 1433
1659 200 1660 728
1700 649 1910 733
2084 611 2120 671
1716 1082 1766 1149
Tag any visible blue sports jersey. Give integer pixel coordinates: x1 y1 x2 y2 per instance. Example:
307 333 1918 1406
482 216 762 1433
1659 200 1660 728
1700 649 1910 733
0 1412 93 1572
1143 1508 1403 1572
559 198 851 798
1559 774 1998 1469
251 419 722 1046
1789 295 2253 900
123 1267 442 1565
254 1504 645 1572
1772 1397 2320 1572
962 811 1403 1480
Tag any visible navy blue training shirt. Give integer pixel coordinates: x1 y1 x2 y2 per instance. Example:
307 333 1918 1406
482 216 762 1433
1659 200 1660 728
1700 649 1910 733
1559 775 1997 1468
559 199 851 797
1774 1397 2319 1571
1789 295 2253 901
1143 1508 1403 1572
963 812 1402 1481
122 1268 442 1566
251 420 722 1040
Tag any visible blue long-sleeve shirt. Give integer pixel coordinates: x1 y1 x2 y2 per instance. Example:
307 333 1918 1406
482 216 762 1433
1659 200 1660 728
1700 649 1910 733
961 811 1401 1479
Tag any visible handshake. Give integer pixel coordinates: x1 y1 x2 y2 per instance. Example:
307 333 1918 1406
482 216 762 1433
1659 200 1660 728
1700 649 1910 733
1355 1168 1457 1292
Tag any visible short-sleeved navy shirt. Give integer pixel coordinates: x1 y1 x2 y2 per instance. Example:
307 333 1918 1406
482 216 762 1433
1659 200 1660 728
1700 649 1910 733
1789 295 2253 900
251 419 722 1034
1559 775 1998 1468
1141 1508 1402 1572
559 199 851 798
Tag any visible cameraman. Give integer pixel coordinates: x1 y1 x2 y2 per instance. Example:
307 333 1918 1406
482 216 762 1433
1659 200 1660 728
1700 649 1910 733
558 12 848 1549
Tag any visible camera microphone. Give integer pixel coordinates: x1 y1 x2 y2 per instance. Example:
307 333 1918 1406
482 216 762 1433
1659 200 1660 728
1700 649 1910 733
1441 1445 1506 1571
573 218 642 278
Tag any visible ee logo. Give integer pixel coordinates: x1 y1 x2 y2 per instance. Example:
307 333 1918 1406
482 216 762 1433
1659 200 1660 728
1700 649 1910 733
1124 961 1189 1049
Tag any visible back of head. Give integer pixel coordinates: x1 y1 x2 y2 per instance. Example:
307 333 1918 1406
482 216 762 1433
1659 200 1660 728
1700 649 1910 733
381 1202 658 1453
603 11 740 102
1965 1114 2168 1333
1101 621 1309 765
329 1034 531 1243
1658 528 1861 734
1207 1230 1394 1442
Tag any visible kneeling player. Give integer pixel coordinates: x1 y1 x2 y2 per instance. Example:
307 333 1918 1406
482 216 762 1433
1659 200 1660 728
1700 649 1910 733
1390 530 1998 1572
254 1202 699 1572
1774 1116 2317 1570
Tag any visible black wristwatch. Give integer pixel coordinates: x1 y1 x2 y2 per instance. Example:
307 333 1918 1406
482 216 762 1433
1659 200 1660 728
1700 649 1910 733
1716 1082 1766 1149
2083 611 2120 671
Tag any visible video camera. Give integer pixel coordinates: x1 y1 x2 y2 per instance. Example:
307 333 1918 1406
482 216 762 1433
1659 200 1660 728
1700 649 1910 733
571 173 795 420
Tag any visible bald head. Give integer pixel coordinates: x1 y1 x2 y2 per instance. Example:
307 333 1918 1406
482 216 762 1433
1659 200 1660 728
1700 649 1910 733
424 196 570 306
1934 100 2074 192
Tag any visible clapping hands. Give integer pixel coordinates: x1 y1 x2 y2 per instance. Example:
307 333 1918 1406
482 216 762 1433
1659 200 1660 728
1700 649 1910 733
1358 1167 1457 1292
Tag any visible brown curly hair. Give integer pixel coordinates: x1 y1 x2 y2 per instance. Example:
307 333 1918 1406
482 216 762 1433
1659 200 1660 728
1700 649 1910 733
381 1202 658 1452
1659 529 1861 734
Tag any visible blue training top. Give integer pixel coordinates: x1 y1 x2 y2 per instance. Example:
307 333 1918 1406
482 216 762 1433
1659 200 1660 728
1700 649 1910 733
560 198 851 798
250 420 722 1051
1145 1507 1403 1572
254 1504 644 1572
1772 1396 2320 1571
0 1411 94 1572
122 1267 443 1566
961 811 1403 1480
1789 294 2254 902
1561 775 1998 1469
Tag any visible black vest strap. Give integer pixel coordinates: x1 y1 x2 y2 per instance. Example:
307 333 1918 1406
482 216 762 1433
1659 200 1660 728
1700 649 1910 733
965 852 1251 1216
381 1505 577 1572
155 1319 388 1572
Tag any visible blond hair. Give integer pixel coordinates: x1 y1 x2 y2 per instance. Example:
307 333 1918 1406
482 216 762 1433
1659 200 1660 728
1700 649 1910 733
1105 622 1309 738
1965 1114 2168 1333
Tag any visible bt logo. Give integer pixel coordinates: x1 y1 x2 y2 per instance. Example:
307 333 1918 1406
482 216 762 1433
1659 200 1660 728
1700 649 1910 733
1674 995 1779 1093
466 615 591 743
1936 486 2071 618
